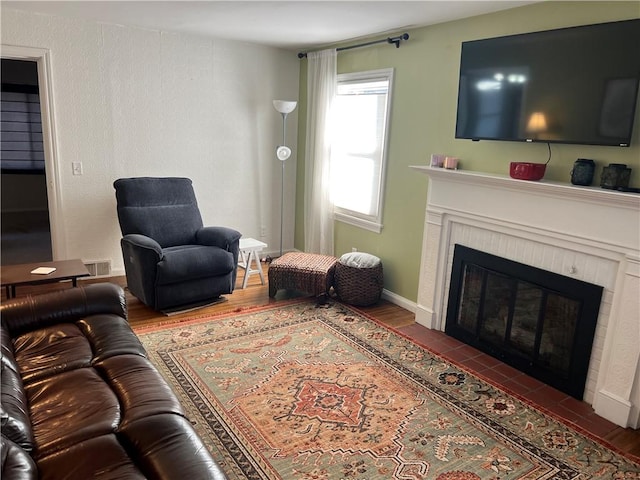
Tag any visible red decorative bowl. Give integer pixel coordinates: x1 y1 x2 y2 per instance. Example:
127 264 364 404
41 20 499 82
509 162 546 181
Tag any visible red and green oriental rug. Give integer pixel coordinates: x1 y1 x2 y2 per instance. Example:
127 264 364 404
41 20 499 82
135 300 640 479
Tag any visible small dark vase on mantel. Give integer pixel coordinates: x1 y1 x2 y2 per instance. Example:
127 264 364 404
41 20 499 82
570 159 595 186
600 163 631 189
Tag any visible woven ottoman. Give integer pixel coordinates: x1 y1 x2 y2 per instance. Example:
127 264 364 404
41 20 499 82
334 252 384 306
268 252 338 298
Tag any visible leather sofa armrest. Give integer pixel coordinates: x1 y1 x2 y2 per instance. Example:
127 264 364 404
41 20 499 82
0 283 127 337
1 435 38 480
196 227 241 251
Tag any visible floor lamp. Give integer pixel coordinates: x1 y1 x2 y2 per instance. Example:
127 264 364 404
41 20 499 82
273 100 297 257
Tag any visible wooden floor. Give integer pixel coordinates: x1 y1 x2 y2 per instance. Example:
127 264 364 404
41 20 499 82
4 264 639 462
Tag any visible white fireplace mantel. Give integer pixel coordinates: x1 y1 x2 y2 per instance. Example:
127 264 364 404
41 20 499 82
411 166 640 428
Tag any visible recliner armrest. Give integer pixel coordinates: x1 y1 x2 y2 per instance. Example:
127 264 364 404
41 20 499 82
122 234 163 258
120 234 163 307
196 227 241 251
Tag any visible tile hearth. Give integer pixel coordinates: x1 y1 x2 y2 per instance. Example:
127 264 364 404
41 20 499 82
399 323 627 441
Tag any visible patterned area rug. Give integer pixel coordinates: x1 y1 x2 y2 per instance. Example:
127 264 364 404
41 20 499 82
135 299 640 479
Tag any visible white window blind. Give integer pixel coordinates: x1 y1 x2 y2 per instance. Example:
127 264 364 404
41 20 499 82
1 86 44 173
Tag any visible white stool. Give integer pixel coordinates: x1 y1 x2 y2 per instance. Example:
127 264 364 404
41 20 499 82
238 238 267 289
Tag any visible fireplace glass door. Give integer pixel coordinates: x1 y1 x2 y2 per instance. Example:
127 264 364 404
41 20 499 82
447 245 602 399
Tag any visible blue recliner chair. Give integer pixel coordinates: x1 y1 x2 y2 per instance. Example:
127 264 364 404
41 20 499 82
114 177 241 312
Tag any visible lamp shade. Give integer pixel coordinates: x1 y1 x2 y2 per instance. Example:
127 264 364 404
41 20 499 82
273 100 297 114
526 112 547 133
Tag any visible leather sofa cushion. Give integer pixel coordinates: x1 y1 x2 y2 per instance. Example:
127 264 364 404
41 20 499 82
37 435 146 480
1 435 37 480
95 354 184 427
157 245 235 285
26 368 121 459
13 324 92 384
77 315 147 363
13 316 146 384
120 413 228 479
37 415 229 480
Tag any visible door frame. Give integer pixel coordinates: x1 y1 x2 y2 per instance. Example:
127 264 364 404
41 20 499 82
2 45 66 260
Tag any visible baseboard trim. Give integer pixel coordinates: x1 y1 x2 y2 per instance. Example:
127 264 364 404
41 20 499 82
593 389 634 428
414 304 439 329
381 289 416 314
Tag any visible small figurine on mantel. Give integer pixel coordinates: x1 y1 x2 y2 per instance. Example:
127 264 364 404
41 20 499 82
570 158 595 186
444 156 459 169
430 153 460 170
600 163 632 190
430 154 445 167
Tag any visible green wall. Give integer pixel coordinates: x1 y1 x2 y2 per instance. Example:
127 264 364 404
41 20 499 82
295 2 640 303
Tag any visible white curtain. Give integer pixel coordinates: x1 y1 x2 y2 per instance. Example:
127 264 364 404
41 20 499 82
304 49 337 255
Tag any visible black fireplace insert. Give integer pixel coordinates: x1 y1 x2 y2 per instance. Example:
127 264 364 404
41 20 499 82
446 244 603 399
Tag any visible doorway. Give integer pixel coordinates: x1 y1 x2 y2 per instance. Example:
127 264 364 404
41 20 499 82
1 58 53 265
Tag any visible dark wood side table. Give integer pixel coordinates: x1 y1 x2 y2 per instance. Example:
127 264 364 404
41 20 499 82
1 259 91 299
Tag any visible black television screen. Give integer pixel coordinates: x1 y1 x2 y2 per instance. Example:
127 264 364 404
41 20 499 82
455 19 640 147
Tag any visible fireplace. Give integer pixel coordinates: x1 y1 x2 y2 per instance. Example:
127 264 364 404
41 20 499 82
411 166 640 428
446 244 603 399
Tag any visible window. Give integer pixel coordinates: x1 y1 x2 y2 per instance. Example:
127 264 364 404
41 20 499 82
330 68 393 233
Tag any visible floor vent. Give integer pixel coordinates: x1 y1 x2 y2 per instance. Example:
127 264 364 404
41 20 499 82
84 260 111 277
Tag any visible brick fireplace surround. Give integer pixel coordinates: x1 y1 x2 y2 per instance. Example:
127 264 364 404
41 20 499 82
412 166 640 429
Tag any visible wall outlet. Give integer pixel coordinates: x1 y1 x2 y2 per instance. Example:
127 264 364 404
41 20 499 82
72 162 83 175
352 247 358 252
260 226 267 237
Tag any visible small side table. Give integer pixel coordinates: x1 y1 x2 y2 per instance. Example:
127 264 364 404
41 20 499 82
1 259 91 299
238 238 267 289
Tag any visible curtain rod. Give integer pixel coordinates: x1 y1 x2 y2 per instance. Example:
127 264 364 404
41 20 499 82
297 33 409 59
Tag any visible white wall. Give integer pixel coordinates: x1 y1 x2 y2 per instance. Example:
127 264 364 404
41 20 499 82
1 8 299 273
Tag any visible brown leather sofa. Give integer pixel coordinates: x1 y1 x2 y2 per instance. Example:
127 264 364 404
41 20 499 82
1 283 227 479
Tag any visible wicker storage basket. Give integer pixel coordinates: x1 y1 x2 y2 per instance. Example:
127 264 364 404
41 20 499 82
268 252 337 298
334 252 383 306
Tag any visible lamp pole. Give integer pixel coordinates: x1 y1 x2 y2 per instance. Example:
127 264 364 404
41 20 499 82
273 100 297 257
279 112 286 257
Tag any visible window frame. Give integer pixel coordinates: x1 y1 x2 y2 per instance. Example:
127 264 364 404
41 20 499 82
332 68 394 233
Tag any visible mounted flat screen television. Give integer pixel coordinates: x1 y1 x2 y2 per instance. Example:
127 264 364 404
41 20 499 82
455 19 640 147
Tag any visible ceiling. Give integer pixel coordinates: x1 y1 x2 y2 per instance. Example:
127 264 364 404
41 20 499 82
3 1 538 51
